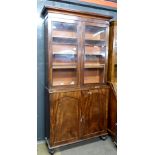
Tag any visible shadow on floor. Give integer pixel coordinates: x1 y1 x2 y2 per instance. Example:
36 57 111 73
37 136 117 155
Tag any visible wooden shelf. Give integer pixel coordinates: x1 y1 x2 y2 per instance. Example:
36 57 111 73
85 52 104 56
84 64 105 68
53 36 77 39
53 51 77 55
85 40 105 46
53 37 77 45
53 65 77 69
85 38 105 41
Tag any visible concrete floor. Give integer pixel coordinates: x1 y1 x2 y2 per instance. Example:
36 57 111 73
37 136 117 155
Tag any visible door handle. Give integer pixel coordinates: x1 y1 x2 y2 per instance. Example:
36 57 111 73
88 91 92 95
80 116 84 122
80 117 83 122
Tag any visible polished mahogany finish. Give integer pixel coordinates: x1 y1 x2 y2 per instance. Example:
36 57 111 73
107 82 117 139
48 86 109 147
108 21 117 82
80 88 109 139
42 6 112 149
50 91 80 146
107 21 117 141
43 10 111 89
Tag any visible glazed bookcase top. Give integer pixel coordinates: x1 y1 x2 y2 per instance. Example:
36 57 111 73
43 6 112 91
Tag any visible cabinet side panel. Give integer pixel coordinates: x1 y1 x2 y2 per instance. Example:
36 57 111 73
44 16 52 88
44 18 51 139
44 18 49 88
44 90 50 139
108 86 117 137
105 25 110 83
108 21 117 82
103 88 109 130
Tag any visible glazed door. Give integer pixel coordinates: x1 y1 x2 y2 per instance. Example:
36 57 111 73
81 22 109 85
50 19 80 88
50 91 80 146
80 88 109 139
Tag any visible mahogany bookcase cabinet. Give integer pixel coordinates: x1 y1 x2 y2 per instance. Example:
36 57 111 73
41 5 112 154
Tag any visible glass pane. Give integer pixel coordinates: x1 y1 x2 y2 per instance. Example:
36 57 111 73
85 45 106 66
53 69 77 86
53 54 77 66
85 45 105 55
84 55 105 67
52 21 77 38
85 25 106 40
51 21 78 87
53 37 77 45
52 45 77 66
84 68 104 84
53 45 77 55
84 24 106 84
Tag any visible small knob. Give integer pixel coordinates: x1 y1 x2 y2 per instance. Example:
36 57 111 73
80 116 84 122
80 118 83 122
88 91 92 95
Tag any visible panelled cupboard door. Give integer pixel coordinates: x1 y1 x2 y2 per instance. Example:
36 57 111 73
49 91 80 146
80 88 109 139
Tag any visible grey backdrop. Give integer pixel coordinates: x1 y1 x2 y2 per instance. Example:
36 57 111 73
37 0 117 141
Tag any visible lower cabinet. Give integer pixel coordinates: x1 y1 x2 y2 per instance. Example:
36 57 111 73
47 87 109 147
